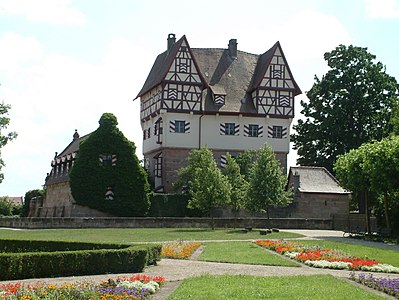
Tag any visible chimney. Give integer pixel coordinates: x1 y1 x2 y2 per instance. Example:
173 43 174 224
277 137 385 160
167 33 176 51
73 129 79 140
228 38 237 58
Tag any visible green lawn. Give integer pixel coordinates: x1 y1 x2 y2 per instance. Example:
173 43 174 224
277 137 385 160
0 228 302 243
168 274 384 300
299 240 399 267
199 242 299 267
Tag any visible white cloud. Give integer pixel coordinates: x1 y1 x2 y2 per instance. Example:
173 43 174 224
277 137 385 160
365 0 399 19
0 32 44 75
0 0 85 25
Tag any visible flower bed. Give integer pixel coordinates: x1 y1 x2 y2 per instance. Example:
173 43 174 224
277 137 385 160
161 241 201 259
0 274 164 299
256 239 399 273
349 272 399 298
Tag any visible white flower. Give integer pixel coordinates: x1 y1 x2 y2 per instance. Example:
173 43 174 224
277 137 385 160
142 281 160 294
361 264 399 273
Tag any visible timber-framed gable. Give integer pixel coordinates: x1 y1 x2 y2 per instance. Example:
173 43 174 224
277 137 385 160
136 34 301 192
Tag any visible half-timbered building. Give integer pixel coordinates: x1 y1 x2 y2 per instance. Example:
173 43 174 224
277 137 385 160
137 33 301 192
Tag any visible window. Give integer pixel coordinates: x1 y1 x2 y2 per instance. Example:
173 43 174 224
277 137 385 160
99 154 116 167
272 126 283 138
225 123 235 135
175 120 186 133
248 124 259 137
147 127 151 138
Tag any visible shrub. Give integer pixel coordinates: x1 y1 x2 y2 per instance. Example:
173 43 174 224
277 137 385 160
0 198 13 216
70 113 150 216
0 240 161 280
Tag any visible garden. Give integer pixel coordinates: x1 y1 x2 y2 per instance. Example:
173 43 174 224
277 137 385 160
1 228 399 299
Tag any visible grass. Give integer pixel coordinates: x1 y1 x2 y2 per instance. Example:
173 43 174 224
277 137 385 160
0 228 303 243
167 274 384 300
198 242 299 267
298 240 399 267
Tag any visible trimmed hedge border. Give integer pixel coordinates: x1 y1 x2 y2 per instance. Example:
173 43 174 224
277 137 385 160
0 239 161 281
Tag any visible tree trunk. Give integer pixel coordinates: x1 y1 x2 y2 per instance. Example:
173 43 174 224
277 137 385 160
384 191 391 229
233 209 238 229
210 210 215 230
365 191 371 234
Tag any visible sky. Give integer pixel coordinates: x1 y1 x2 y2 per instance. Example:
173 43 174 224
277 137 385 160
0 0 399 197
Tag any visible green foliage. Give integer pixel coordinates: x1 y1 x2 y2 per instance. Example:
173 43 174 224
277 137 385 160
148 193 202 217
0 197 13 216
246 145 291 216
334 136 399 230
69 113 150 216
0 239 127 253
235 150 259 179
222 153 248 215
0 240 161 280
0 102 17 184
183 147 230 213
292 44 399 173
390 103 399 135
175 147 231 229
21 189 44 217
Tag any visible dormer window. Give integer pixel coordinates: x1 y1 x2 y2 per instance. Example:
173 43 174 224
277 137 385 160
209 84 226 106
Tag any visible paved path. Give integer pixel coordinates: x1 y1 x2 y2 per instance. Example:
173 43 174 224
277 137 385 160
1 229 398 299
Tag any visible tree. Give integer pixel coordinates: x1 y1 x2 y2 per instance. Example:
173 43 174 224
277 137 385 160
334 137 399 233
222 153 248 227
235 150 259 180
334 145 373 233
292 44 399 173
70 113 150 216
175 146 231 229
246 145 291 219
0 102 17 183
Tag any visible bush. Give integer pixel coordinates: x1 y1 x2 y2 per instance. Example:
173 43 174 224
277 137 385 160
70 113 150 216
148 193 202 217
0 239 128 253
0 198 13 216
0 240 161 280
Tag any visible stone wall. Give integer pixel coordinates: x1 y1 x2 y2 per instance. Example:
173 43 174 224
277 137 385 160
0 217 332 229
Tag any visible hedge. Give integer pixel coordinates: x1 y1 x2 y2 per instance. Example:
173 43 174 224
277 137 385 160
0 239 127 253
0 240 162 280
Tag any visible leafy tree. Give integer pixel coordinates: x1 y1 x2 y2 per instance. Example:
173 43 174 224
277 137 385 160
222 153 248 227
70 113 150 217
292 44 399 173
334 137 399 233
0 197 13 216
334 146 373 232
246 145 291 219
391 103 399 135
0 102 17 183
176 146 231 229
22 189 44 217
235 150 259 179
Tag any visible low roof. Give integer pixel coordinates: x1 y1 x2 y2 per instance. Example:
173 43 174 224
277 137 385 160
289 166 350 194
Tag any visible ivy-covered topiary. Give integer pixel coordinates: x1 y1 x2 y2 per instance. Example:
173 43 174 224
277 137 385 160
69 113 150 216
